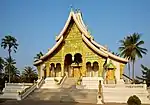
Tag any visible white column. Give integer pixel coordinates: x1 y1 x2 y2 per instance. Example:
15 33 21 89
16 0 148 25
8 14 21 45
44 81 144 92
40 64 45 79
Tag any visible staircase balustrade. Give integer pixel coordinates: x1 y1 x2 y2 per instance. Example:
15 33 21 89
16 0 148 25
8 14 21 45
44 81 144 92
19 83 37 100
58 73 67 86
37 77 45 88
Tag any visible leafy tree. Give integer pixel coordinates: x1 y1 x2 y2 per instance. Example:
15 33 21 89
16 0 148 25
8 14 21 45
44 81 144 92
111 51 120 56
4 57 20 83
0 57 4 73
21 66 38 83
119 36 132 78
1 35 18 82
119 33 147 81
0 74 5 91
136 64 150 87
34 51 43 62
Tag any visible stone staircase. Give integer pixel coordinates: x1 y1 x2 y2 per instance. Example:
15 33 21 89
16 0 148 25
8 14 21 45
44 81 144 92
26 78 98 104
102 84 150 104
0 83 31 100
41 77 62 89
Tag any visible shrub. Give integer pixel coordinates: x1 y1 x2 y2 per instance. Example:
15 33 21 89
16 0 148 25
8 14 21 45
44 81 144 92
127 95 141 105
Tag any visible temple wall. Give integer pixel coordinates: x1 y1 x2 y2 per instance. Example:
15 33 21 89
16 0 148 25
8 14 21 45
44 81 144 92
37 65 41 79
107 58 126 81
36 19 126 81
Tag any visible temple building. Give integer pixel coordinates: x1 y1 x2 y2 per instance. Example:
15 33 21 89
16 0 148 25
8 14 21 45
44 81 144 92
34 9 128 84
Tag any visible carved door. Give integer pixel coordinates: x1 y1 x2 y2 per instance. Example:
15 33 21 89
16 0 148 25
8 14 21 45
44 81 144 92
73 67 80 78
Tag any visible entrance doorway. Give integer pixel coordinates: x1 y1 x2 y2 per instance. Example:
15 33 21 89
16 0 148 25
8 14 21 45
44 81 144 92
64 54 73 77
64 53 82 77
72 53 82 77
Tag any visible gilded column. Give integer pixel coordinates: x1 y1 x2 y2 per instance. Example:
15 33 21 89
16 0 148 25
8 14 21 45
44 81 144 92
82 50 86 77
46 62 50 77
61 41 64 76
98 59 105 77
82 63 86 77
61 63 64 76
120 63 125 79
37 65 41 79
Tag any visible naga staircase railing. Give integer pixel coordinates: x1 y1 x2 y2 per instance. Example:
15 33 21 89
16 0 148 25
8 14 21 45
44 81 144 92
57 73 67 86
37 77 45 88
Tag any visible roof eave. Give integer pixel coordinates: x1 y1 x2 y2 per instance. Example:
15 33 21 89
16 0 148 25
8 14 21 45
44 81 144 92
82 34 108 58
33 60 43 66
107 52 128 63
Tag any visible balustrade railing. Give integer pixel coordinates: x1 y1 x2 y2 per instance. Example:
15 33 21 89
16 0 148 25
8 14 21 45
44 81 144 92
19 83 37 100
103 84 147 89
37 77 45 88
58 73 67 85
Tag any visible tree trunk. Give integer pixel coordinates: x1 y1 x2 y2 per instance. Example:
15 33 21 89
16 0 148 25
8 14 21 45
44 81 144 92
132 60 135 83
8 48 11 83
128 62 130 78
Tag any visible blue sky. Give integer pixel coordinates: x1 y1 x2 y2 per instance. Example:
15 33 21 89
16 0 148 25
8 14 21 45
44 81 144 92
0 0 150 76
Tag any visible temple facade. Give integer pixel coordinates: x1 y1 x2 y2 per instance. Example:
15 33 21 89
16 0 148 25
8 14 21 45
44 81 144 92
34 10 128 84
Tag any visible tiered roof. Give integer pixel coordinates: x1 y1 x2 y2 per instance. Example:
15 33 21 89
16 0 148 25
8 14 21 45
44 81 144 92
34 10 128 65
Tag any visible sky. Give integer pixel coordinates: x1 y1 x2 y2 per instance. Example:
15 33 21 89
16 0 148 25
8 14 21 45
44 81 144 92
0 0 150 76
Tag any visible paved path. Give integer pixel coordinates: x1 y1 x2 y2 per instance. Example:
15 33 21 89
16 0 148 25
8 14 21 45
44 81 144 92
0 100 127 105
148 87 150 100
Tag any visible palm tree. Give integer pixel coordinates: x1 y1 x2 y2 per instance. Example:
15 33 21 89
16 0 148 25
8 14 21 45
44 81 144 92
4 57 16 74
0 57 4 73
119 33 147 81
21 66 38 83
34 51 43 62
136 64 150 86
119 36 132 78
112 51 120 56
1 35 18 82
4 57 20 82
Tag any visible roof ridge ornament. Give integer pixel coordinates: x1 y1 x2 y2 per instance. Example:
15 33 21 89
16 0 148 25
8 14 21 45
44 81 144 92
70 4 73 12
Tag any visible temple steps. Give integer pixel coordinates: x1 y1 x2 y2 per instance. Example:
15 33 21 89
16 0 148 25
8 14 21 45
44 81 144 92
25 78 98 104
0 83 31 100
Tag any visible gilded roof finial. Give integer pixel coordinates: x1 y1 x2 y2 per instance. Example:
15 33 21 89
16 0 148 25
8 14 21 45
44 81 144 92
70 4 73 11
77 8 80 13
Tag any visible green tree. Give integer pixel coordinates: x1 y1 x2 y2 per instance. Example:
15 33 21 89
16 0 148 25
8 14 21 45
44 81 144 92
119 36 132 78
4 57 20 83
112 51 120 56
119 33 147 81
1 35 18 82
136 64 150 87
34 51 43 61
21 66 38 83
0 57 4 73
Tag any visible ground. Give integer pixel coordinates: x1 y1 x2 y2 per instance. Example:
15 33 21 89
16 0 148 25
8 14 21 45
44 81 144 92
0 87 150 105
0 100 126 105
1 100 150 105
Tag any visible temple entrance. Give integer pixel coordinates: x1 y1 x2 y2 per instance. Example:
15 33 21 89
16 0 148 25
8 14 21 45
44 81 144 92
72 67 81 77
64 53 82 77
93 62 99 77
56 63 61 77
49 63 55 77
72 53 82 77
86 61 99 77
64 54 73 77
86 62 92 76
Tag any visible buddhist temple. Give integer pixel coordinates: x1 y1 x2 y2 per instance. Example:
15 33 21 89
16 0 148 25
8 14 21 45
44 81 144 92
34 9 128 84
